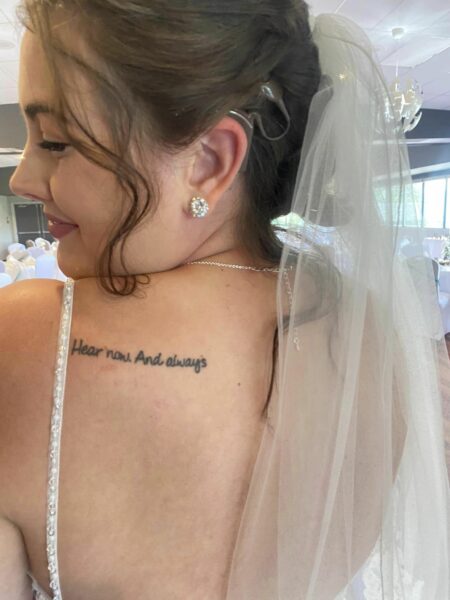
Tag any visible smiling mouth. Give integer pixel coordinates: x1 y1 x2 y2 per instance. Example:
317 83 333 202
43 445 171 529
47 220 79 240
48 219 78 226
44 212 78 226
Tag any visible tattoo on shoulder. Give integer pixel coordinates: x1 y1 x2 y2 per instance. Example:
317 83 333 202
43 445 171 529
70 338 208 374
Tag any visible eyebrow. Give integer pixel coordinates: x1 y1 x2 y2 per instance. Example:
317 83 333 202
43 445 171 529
23 101 56 121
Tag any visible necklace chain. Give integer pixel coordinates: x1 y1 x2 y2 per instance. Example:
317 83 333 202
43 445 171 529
185 259 301 351
185 260 293 273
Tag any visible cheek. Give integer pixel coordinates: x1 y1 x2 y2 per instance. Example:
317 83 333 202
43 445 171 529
75 210 123 260
53 158 123 233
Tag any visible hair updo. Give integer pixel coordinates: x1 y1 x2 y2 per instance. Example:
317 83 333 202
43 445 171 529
17 1 343 421
17 0 321 296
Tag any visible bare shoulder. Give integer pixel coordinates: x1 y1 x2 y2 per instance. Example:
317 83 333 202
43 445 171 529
0 278 64 334
0 278 63 393
0 278 66 365
0 279 65 514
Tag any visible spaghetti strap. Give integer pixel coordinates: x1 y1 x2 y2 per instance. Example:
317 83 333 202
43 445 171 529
43 277 75 600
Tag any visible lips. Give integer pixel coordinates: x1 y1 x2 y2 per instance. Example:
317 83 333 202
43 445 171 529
44 212 78 226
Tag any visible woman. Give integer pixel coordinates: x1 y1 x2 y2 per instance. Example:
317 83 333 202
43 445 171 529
0 1 448 599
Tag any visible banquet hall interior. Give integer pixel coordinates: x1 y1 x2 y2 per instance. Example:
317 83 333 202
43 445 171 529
0 0 449 478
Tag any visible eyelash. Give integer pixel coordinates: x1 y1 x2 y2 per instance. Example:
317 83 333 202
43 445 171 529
37 140 69 153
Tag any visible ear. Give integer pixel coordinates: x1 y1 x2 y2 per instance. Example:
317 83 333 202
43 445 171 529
187 116 250 207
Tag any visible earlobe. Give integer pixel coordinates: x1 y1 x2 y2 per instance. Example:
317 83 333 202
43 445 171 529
188 116 249 206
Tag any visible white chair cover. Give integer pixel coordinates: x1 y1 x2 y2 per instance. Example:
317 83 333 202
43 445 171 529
0 273 13 288
35 254 58 279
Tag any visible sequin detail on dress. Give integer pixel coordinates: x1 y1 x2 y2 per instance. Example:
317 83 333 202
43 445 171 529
28 570 52 600
42 277 75 600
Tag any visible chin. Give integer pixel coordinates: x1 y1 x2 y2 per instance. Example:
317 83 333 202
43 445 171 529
56 249 93 280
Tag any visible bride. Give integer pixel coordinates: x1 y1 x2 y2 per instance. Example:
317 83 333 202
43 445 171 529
0 1 448 599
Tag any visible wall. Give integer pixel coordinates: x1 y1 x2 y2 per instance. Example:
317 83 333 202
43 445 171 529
0 103 27 149
406 109 450 139
0 167 14 196
0 196 16 259
406 109 450 180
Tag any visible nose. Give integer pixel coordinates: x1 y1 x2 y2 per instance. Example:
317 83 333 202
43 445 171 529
9 150 52 202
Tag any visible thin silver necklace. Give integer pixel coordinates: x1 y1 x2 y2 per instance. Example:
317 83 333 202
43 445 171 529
185 259 293 273
185 260 300 350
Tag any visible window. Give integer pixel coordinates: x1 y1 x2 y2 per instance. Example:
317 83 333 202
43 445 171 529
445 178 450 229
13 201 54 245
272 213 304 229
273 176 450 229
403 182 424 227
423 178 447 228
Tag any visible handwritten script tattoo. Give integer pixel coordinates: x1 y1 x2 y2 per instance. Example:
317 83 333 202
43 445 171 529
71 338 208 374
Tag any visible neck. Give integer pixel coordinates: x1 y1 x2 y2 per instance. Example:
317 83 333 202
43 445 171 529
186 246 279 270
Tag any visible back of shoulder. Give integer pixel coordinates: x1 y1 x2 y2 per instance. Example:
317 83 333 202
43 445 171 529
0 278 64 345
0 277 65 475
0 286 57 595
0 279 66 404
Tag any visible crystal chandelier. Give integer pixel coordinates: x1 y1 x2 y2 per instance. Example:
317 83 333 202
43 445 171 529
389 76 424 133
386 27 424 134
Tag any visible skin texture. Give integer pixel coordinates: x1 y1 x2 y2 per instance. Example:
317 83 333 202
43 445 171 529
10 23 273 282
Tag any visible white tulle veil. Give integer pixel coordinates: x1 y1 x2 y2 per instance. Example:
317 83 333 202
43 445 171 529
225 13 450 600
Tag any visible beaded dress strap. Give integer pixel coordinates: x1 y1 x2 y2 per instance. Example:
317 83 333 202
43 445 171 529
45 277 75 600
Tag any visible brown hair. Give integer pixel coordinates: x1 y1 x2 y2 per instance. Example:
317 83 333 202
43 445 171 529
17 0 340 419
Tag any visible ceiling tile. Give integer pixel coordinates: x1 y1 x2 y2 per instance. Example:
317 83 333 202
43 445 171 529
381 65 410 81
1 1 448 111
407 48 450 88
423 94 450 110
422 75 450 97
308 0 346 15
0 60 19 82
430 14 450 38
0 10 11 25
0 0 20 25
0 21 21 61
373 0 450 31
379 36 450 68
337 0 406 30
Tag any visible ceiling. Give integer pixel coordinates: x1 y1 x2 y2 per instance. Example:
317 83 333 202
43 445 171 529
0 0 449 109
308 0 450 110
